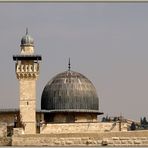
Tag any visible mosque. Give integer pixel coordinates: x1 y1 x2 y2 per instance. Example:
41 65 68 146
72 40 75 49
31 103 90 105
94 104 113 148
0 30 148 147
1 29 105 133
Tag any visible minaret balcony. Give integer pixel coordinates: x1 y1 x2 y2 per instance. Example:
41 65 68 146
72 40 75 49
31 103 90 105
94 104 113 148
13 55 42 61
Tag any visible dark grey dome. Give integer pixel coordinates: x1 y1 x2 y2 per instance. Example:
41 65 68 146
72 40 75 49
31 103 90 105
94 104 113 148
41 70 100 113
21 29 34 46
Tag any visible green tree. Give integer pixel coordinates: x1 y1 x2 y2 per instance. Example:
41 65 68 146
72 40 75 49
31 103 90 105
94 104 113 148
102 117 106 122
140 117 143 125
130 122 136 130
143 117 147 125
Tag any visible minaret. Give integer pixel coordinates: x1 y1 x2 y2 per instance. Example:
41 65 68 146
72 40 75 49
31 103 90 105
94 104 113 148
13 29 42 134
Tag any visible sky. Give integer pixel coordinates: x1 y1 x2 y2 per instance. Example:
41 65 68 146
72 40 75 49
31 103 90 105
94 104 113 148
0 3 148 121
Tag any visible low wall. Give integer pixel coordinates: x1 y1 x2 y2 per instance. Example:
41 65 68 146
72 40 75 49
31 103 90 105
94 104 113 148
0 113 15 126
102 136 148 146
0 123 11 146
12 130 148 146
0 137 11 146
40 122 127 134
0 123 7 137
13 128 24 136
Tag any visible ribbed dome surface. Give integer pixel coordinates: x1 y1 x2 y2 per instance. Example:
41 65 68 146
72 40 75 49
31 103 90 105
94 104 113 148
41 70 100 113
21 32 34 46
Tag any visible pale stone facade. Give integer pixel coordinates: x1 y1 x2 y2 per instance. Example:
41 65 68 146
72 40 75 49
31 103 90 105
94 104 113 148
11 130 148 146
0 112 16 126
0 123 7 137
47 113 98 123
0 123 11 146
21 46 34 55
13 31 41 134
19 79 36 134
16 51 38 134
40 122 127 134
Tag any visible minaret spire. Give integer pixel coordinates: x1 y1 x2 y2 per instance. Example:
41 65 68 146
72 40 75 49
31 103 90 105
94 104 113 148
26 28 28 35
68 58 71 71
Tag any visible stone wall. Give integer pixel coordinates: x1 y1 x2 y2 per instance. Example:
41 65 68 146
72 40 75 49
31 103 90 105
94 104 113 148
0 123 7 137
40 122 127 134
0 123 11 146
0 113 15 126
75 113 97 122
12 130 148 146
0 112 44 127
0 137 11 146
102 136 148 146
50 113 97 123
19 79 36 134
13 128 24 136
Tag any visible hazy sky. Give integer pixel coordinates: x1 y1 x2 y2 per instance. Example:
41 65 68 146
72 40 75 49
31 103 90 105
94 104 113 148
0 3 148 121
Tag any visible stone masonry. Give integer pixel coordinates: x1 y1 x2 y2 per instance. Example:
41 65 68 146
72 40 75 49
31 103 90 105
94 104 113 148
12 130 148 146
13 31 41 134
0 123 11 146
40 122 127 134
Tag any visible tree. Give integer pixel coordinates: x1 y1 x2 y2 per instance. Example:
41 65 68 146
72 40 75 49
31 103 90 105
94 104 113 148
143 117 147 125
130 122 136 130
108 117 111 122
105 115 109 122
113 117 118 122
140 117 143 125
102 117 106 122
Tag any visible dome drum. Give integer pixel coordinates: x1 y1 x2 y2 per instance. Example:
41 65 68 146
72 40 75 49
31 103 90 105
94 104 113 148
44 112 98 123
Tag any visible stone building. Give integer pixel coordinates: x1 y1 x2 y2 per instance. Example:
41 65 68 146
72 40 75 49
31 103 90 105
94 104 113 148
0 30 127 133
3 29 106 132
2 30 145 146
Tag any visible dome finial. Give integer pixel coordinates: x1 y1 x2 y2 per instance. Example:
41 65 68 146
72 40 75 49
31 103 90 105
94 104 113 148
68 58 71 71
21 28 34 46
26 28 28 35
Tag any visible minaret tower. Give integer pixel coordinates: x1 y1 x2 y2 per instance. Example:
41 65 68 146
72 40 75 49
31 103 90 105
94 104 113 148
13 29 41 134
